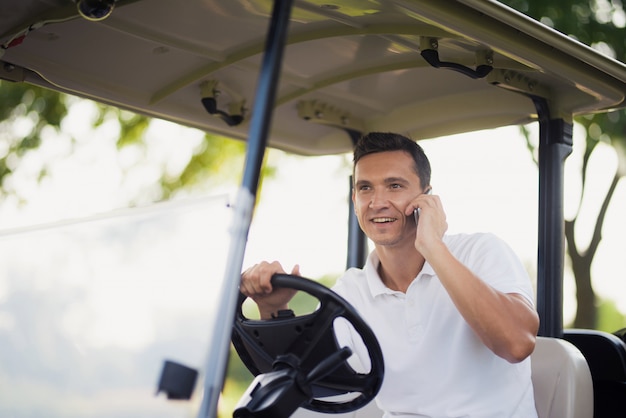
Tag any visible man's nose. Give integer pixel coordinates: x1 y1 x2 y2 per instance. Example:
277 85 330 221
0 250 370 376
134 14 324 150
369 191 389 209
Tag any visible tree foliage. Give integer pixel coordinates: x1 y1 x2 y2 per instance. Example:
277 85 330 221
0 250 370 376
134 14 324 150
500 0 626 329
0 82 68 185
0 79 253 204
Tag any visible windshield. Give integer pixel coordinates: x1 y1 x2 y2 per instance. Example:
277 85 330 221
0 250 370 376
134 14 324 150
0 195 232 418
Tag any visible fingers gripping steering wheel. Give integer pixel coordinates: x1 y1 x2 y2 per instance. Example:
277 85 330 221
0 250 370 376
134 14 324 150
232 274 384 417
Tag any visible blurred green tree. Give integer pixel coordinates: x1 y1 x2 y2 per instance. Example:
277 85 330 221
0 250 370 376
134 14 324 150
0 80 275 205
499 0 626 329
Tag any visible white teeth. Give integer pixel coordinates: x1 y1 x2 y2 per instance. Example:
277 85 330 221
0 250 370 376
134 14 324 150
373 217 395 223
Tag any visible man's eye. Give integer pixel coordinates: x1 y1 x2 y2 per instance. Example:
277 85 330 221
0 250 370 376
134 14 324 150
390 184 402 189
358 185 371 191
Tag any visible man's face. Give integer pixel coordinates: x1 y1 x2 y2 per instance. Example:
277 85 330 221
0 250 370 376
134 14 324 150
352 150 423 248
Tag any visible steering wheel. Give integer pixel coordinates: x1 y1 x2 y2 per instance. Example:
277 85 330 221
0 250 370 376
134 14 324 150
232 274 384 414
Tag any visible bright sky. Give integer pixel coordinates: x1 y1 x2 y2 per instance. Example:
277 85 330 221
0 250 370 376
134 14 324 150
2 100 626 326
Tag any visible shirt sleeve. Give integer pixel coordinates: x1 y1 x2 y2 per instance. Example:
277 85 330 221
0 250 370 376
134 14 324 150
461 233 536 306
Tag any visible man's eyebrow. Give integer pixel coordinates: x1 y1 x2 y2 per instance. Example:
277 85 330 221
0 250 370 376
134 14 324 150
384 177 410 185
354 177 411 187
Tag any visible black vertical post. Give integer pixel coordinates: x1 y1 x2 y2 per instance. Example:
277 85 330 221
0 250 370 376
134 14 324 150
347 176 368 269
196 1 293 417
534 98 573 338
242 1 293 196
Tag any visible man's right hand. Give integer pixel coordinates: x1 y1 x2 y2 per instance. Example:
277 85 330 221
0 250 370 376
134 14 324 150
240 261 301 319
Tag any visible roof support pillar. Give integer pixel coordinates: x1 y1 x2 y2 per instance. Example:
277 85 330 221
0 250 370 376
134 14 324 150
533 98 573 338
197 1 294 417
347 176 368 269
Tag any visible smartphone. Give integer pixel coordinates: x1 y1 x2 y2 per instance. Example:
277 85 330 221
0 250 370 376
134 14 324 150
413 188 432 225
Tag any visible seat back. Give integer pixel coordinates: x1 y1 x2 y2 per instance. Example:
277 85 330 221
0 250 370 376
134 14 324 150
563 329 626 418
531 336 593 418
293 337 594 418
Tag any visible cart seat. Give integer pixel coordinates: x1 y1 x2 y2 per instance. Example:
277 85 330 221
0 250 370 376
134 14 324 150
531 336 593 418
291 336 592 418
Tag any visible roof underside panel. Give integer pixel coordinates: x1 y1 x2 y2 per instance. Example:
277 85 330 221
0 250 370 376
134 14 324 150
1 0 625 155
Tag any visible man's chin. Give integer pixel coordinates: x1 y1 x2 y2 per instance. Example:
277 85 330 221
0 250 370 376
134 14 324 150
368 231 414 248
370 235 403 247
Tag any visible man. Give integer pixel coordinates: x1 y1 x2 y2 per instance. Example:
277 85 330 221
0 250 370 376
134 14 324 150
240 132 539 417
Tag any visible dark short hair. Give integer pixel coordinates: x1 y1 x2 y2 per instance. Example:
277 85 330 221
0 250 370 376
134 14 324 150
353 132 431 188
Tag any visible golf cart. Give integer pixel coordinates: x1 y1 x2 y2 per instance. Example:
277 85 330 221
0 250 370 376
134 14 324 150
1 1 626 417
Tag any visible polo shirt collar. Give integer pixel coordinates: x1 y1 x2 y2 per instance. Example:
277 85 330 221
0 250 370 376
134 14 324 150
364 250 435 297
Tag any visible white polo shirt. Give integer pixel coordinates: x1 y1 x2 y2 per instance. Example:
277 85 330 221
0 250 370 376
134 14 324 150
332 233 538 418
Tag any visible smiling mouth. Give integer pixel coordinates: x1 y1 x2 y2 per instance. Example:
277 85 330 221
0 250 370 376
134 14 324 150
372 217 396 223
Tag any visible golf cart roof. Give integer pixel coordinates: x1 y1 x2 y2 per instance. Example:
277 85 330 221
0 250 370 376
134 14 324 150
1 0 625 155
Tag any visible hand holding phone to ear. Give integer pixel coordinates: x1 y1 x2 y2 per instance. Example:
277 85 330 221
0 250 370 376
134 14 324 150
406 189 448 256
